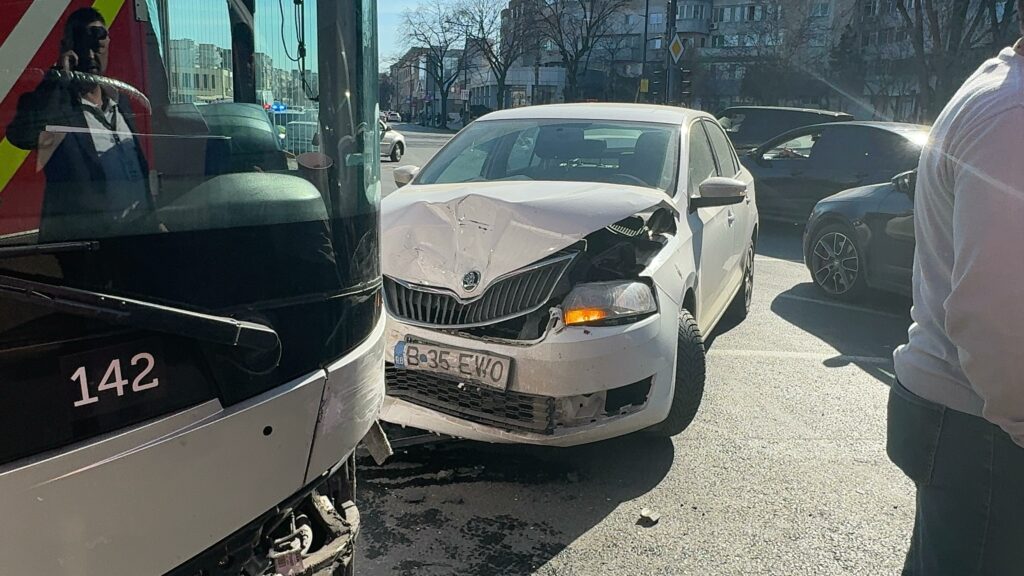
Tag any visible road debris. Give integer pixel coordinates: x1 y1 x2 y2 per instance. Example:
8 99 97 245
637 508 661 527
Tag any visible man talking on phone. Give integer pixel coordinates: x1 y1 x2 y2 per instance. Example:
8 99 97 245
7 7 155 243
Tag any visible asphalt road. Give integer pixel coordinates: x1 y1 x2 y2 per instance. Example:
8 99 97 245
381 123 454 196
359 128 916 576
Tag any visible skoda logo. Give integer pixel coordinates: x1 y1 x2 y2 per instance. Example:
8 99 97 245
462 270 481 292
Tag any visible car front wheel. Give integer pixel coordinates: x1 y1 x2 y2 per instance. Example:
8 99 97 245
389 142 404 163
649 308 706 437
809 223 867 301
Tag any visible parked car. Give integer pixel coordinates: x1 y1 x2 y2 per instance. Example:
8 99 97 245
379 103 758 446
284 120 320 155
740 121 927 223
387 111 402 123
717 106 854 152
803 170 916 300
380 120 406 162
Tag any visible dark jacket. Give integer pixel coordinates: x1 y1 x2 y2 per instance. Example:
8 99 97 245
6 70 154 242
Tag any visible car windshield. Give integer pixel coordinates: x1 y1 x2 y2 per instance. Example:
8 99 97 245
415 119 680 192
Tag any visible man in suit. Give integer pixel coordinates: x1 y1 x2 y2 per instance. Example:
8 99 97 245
7 7 155 243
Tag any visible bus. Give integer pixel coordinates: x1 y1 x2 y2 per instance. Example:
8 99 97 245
0 1 383 574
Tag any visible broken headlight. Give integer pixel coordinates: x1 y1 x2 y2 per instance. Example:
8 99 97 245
561 281 656 326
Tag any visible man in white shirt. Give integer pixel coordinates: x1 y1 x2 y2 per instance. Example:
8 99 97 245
889 3 1024 573
7 7 153 243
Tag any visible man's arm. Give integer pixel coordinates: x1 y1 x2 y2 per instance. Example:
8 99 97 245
6 72 73 151
945 105 1024 446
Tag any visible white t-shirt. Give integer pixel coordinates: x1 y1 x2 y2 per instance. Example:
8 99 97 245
893 44 1024 446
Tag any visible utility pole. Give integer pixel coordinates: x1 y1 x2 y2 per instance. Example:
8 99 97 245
664 0 678 105
640 0 650 103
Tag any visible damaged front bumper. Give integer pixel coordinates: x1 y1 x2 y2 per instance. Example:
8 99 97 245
380 287 679 447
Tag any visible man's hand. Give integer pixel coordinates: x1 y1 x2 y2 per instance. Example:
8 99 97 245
58 50 78 73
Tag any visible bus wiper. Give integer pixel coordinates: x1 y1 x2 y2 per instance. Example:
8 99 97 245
0 274 280 353
0 241 99 259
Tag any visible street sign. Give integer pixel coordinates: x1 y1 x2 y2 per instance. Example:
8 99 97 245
669 35 685 64
640 78 649 93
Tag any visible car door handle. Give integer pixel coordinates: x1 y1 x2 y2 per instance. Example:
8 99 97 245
727 211 736 225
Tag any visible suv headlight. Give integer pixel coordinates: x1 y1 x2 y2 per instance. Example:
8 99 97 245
562 281 657 326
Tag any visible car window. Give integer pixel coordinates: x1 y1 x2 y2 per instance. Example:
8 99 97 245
764 129 821 160
417 119 680 192
807 127 853 169
703 120 740 176
688 122 718 196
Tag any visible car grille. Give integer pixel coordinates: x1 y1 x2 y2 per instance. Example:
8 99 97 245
386 365 556 435
384 253 575 328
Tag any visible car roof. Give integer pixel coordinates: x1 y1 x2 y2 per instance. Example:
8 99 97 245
479 103 710 125
719 105 853 118
831 120 929 133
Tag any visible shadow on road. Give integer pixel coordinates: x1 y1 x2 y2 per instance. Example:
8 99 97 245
358 434 674 575
756 219 806 263
769 282 911 385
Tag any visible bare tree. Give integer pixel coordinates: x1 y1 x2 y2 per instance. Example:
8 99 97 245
536 0 631 102
593 11 641 101
402 0 468 126
896 0 1020 120
457 0 531 110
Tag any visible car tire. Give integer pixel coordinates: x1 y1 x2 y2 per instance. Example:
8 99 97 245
389 142 404 163
725 238 755 322
649 308 706 437
808 223 868 301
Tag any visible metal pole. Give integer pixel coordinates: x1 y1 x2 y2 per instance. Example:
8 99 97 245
665 0 678 105
640 0 650 102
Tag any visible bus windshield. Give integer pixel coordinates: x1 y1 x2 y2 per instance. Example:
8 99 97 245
0 0 380 464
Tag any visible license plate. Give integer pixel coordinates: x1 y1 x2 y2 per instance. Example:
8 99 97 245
394 340 512 390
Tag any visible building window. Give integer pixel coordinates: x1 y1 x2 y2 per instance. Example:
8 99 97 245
862 0 877 17
700 37 706 47
194 73 200 88
651 12 665 25
203 74 209 90
712 35 725 47
211 75 215 89
713 7 725 22
695 5 705 19
811 2 831 17
652 38 663 49
809 32 827 47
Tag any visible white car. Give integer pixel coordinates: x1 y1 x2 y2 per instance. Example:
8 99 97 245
380 103 757 447
380 119 406 162
387 111 403 123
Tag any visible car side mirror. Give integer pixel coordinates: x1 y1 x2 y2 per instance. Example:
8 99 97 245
383 124 392 133
394 165 420 188
691 177 747 210
893 170 916 199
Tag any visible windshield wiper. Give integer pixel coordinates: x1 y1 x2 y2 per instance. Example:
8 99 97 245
0 240 99 259
0 274 280 353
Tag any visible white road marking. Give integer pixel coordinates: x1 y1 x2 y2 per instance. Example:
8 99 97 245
709 348 893 366
775 292 908 320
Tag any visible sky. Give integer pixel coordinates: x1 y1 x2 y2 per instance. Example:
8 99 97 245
378 0 420 68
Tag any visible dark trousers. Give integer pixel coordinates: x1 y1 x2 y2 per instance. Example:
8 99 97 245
887 379 1024 575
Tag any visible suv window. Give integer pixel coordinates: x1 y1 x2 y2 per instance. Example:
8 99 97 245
703 120 739 176
688 122 718 196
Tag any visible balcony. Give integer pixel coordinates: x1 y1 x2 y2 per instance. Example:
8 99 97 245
675 18 711 34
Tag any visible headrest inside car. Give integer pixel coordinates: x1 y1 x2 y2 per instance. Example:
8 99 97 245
534 125 585 159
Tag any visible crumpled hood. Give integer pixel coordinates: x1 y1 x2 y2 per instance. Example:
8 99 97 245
382 180 672 298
